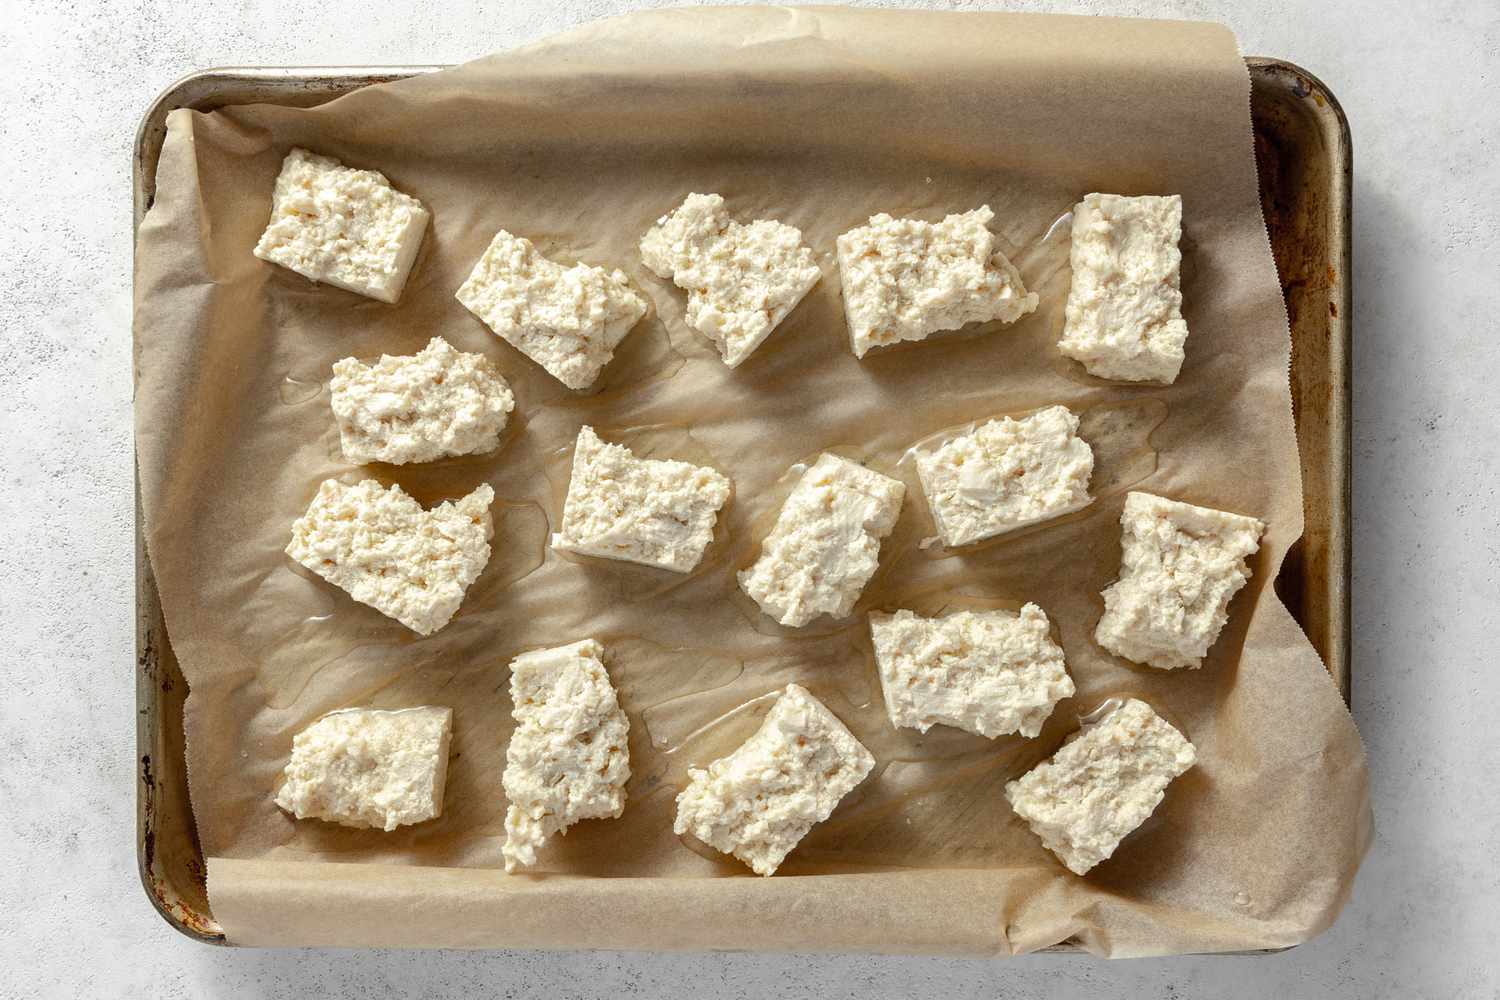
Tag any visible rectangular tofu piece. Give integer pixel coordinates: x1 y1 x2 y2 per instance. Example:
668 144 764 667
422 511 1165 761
551 425 732 572
738 454 905 627
674 684 874 876
275 706 453 831
639 193 822 366
329 337 515 465
502 639 631 872
286 479 494 636
870 604 1074 739
1095 492 1266 670
1059 193 1189 383
835 206 1038 358
253 147 429 304
455 230 647 390
1005 698 1195 875
914 405 1094 547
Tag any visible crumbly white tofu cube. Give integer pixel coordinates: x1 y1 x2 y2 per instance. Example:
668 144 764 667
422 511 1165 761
551 425 732 573
674 684 874 876
1095 492 1266 670
914 405 1095 547
253 148 430 304
1005 698 1196 875
329 337 515 465
738 454 906 627
275 706 453 831
502 639 631 872
1058 193 1189 383
639 193 822 366
835 206 1038 358
869 604 1074 739
286 479 494 636
455 230 647 390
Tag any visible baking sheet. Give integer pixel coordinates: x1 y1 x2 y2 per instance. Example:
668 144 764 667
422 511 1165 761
132 7 1370 956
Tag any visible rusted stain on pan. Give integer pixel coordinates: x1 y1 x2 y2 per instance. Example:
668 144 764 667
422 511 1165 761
132 60 1352 946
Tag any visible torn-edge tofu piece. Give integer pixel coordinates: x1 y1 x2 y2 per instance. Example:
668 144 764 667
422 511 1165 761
1005 698 1196 875
502 639 631 872
870 604 1074 739
329 337 515 465
551 425 732 573
455 230 648 390
835 206 1038 358
738 454 906 627
286 479 494 636
914 405 1094 547
275 706 453 831
253 147 430 304
1095 491 1266 670
1058 193 1189 383
639 192 822 366
673 683 874 876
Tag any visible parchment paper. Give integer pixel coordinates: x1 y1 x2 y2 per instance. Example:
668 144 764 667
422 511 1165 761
133 6 1370 956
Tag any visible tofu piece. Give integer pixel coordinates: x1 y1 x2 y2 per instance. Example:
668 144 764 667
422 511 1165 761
502 639 631 872
286 479 494 636
253 147 429 304
1058 193 1189 383
639 193 822 366
1005 698 1195 875
869 604 1074 739
455 230 647 390
551 425 732 573
738 454 906 627
1095 492 1266 670
835 206 1038 358
674 684 874 876
275 706 453 831
914 405 1094 547
329 337 515 465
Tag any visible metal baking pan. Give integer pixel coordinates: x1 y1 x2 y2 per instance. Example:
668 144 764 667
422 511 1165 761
133 58 1351 945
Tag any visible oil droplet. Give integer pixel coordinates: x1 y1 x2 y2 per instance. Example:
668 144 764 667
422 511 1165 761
279 374 324 405
1041 210 1073 244
657 689 780 756
1077 696 1127 727
1078 397 1168 498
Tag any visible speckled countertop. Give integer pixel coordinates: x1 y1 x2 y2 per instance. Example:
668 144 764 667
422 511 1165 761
3 1 1496 996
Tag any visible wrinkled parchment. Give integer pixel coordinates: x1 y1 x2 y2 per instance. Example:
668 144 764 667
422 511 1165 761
133 6 1370 955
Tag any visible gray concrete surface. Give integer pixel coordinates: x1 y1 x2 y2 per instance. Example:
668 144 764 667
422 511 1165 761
2 0 1496 996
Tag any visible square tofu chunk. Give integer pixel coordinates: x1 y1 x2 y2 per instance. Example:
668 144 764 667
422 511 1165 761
674 684 874 876
835 206 1038 358
1005 698 1195 875
1095 492 1266 670
275 706 453 831
870 604 1074 739
286 479 494 636
915 405 1094 547
1058 193 1189 383
738 454 906 627
253 148 430 303
455 230 647 390
551 425 732 572
330 337 515 465
502 639 631 872
639 193 822 366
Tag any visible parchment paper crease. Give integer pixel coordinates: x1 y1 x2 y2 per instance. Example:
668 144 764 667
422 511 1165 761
133 6 1370 956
